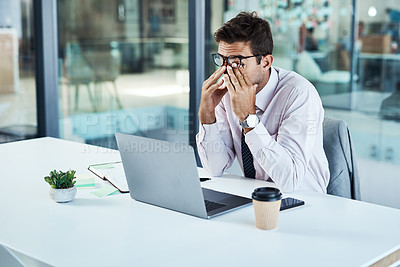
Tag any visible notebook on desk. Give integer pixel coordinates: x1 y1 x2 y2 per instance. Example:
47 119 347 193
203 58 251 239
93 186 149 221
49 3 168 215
88 161 129 193
115 132 252 219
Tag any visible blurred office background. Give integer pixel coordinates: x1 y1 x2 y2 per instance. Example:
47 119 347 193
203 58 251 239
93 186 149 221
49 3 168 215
0 0 399 209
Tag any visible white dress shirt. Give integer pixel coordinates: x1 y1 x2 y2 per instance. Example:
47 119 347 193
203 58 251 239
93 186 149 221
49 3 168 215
196 66 330 193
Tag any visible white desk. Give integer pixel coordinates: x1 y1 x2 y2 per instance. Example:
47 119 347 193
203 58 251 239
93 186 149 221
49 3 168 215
0 137 400 267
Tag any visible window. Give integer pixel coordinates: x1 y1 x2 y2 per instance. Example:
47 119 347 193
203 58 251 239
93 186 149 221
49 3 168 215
0 0 37 143
58 0 190 148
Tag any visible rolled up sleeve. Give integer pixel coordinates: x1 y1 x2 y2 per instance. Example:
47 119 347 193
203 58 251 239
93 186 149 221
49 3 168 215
196 105 235 176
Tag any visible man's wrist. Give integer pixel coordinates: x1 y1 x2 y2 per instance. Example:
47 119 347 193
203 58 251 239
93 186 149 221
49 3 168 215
201 119 217 125
238 108 256 122
199 110 216 124
243 128 253 134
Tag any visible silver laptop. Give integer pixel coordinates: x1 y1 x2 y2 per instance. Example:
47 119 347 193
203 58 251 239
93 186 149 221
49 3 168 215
115 133 252 219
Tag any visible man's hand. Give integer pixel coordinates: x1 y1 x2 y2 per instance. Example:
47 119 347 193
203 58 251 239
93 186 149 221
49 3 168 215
224 65 258 123
198 66 228 124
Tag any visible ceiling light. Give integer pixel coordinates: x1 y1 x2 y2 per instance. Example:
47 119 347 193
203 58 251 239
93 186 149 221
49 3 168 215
368 6 377 17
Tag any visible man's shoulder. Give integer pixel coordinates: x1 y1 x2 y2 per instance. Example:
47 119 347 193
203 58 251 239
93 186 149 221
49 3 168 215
274 66 310 84
273 66 316 95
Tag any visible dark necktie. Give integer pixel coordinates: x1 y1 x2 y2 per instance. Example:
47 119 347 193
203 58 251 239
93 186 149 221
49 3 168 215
241 130 256 178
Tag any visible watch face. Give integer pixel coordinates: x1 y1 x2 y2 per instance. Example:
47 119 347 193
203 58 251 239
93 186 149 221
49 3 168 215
246 114 259 128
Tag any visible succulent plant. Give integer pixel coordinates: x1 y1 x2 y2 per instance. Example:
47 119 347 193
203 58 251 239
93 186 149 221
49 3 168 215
44 170 76 189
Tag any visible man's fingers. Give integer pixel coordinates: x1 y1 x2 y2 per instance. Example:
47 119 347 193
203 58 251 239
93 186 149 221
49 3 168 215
239 66 253 87
204 67 222 87
226 66 241 89
208 66 225 81
216 78 224 90
223 74 235 95
218 76 227 89
203 66 226 89
233 66 246 88
204 79 224 95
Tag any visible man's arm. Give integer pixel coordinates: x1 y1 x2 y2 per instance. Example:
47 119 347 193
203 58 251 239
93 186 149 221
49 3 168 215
196 102 236 176
245 86 324 192
198 66 227 124
196 65 237 176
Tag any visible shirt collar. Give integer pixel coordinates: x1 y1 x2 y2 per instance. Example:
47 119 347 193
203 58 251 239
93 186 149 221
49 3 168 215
255 66 278 112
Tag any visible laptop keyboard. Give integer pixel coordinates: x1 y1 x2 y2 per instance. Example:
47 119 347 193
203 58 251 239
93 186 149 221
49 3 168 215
204 200 226 212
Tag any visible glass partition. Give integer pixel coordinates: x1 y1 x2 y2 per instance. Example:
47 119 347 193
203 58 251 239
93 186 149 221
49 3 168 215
58 0 189 148
350 1 400 207
206 0 400 209
0 0 37 143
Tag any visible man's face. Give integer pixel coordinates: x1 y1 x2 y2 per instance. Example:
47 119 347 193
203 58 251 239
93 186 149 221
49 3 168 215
217 41 265 87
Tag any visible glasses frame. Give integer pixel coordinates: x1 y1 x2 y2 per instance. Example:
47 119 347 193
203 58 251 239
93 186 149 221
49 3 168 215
211 53 265 68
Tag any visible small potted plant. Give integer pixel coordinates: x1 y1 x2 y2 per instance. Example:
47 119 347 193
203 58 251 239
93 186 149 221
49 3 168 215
44 170 77 203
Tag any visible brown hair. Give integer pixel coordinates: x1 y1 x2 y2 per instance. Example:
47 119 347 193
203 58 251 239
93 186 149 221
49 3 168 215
214 11 273 64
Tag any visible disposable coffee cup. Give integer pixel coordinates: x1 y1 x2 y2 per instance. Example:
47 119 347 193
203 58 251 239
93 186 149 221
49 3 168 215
252 187 282 230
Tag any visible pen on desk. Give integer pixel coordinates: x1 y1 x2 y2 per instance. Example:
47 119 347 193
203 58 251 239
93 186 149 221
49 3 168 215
199 178 211 182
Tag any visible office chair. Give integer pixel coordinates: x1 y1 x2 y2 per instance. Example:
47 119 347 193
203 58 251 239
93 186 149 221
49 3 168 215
323 117 361 200
84 43 123 110
65 43 97 111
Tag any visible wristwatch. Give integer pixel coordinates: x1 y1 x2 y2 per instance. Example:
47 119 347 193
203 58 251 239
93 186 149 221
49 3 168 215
239 114 260 129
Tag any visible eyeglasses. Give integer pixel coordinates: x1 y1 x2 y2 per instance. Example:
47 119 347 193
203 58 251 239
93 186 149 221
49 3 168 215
212 53 265 68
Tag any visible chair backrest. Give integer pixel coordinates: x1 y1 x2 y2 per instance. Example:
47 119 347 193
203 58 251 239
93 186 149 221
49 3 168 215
65 42 121 83
65 42 94 84
323 117 361 200
84 45 121 82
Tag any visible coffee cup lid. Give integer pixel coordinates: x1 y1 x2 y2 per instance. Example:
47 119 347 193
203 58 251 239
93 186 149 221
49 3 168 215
252 187 282 202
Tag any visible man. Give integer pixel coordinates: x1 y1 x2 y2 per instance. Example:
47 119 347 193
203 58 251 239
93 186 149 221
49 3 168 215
196 12 329 193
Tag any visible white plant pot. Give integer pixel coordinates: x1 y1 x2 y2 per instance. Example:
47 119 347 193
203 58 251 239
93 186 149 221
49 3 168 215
49 186 77 203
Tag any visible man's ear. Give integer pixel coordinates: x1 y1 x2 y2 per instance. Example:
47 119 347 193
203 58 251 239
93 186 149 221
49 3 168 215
262 55 273 69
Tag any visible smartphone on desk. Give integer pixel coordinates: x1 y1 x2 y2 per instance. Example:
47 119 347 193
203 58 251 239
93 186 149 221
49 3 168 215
280 197 305 211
